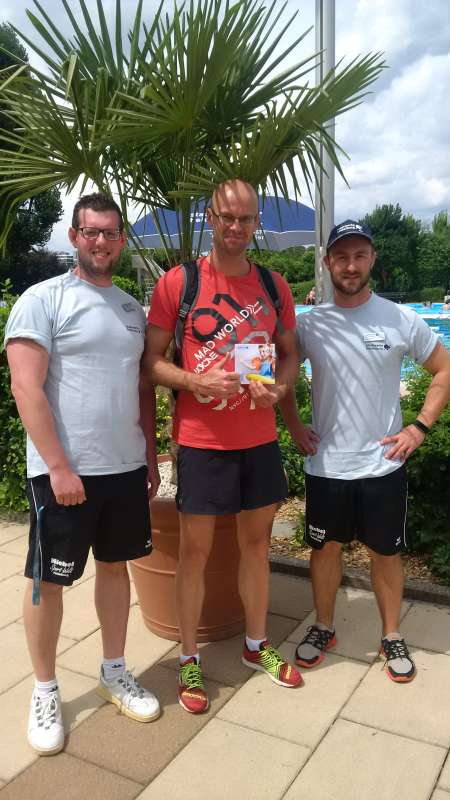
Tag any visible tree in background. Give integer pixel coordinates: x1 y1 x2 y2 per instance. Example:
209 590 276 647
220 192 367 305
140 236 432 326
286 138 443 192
0 23 63 293
361 203 422 293
0 0 384 276
416 211 450 293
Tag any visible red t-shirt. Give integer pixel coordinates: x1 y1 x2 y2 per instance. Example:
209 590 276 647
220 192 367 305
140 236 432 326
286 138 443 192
148 257 296 449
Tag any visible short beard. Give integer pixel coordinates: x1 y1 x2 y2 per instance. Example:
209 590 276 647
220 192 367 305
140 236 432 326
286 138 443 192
77 254 118 279
331 272 370 296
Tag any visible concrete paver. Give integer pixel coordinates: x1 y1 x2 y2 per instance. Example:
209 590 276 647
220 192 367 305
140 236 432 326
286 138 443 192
0 553 23 582
0 669 103 783
1 517 449 800
284 718 446 800
401 603 450 654
0 575 26 629
218 645 368 748
136 718 309 800
0 535 28 558
0 522 28 546
0 753 143 800
0 622 74 694
438 753 450 790
57 605 175 679
288 585 411 664
268 573 313 619
66 663 235 785
342 648 450 747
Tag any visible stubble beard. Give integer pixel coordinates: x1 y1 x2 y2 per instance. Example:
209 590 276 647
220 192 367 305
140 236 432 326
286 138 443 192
77 253 119 280
331 272 371 296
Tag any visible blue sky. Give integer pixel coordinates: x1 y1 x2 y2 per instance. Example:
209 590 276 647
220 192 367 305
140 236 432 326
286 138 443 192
1 0 449 250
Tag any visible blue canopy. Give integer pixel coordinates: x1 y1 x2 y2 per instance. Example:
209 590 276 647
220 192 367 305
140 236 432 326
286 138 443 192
130 196 315 251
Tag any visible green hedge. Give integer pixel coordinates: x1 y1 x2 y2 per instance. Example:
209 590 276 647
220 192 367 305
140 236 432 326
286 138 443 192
0 282 28 511
276 366 312 496
406 287 444 303
289 279 315 304
112 275 145 303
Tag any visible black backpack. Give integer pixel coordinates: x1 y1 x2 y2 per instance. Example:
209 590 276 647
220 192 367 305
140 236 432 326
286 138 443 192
173 259 285 363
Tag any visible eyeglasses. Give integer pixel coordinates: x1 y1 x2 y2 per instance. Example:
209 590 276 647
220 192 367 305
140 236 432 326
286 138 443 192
77 227 122 241
210 209 257 226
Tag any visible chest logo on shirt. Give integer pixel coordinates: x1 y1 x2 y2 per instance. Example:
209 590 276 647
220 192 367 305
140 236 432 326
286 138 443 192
363 332 390 351
122 302 135 312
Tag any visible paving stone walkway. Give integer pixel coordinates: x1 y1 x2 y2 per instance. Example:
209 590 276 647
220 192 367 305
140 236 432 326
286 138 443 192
1 518 450 800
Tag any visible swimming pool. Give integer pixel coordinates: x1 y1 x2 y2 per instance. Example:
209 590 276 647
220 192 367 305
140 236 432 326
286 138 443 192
294 302 450 377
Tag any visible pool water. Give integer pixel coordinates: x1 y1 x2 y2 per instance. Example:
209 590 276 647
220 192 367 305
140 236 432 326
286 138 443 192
294 302 450 378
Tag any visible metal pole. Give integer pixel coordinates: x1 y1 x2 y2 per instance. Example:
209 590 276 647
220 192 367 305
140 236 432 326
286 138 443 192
314 0 335 303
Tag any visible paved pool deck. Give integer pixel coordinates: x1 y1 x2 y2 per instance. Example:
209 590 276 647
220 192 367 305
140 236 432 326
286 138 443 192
1 517 450 800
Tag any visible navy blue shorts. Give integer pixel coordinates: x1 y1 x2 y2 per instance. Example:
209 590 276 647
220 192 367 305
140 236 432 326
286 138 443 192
25 467 152 586
176 441 288 515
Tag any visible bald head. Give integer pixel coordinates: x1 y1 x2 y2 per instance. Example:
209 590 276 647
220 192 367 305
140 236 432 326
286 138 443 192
211 180 258 215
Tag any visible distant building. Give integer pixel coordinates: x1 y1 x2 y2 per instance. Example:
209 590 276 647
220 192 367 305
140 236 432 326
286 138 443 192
54 251 76 269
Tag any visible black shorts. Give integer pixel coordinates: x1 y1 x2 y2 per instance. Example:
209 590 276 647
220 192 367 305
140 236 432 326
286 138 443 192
25 467 152 586
176 441 288 515
304 465 408 556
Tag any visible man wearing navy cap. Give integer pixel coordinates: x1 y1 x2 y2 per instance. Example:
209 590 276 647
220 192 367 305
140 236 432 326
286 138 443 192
280 219 450 683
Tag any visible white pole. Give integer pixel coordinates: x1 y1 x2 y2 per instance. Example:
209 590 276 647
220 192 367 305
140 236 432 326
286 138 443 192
314 0 335 303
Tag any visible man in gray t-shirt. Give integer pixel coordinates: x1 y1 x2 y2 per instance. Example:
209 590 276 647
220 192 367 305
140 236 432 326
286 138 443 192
280 219 450 684
4 193 161 756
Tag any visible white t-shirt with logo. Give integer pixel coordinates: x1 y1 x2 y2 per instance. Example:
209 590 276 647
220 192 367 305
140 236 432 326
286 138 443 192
4 271 147 477
297 294 438 479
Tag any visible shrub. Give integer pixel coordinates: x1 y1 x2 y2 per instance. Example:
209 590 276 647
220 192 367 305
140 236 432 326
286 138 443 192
289 279 315 304
406 287 444 303
0 281 28 511
276 366 312 496
401 366 450 581
112 274 145 303
155 388 172 454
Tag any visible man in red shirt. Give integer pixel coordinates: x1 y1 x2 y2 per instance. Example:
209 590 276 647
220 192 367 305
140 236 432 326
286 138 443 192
147 179 302 713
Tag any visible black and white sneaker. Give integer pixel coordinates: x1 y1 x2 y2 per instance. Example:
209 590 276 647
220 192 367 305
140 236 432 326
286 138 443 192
380 637 416 683
28 687 64 755
295 624 337 668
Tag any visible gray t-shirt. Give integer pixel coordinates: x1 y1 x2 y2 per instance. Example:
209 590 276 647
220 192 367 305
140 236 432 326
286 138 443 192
4 270 147 478
297 294 438 479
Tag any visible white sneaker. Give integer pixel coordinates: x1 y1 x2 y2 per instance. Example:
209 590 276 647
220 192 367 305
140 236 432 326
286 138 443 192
28 688 64 756
96 668 160 722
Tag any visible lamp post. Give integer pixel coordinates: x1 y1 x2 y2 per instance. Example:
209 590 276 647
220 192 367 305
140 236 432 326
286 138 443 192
314 0 335 303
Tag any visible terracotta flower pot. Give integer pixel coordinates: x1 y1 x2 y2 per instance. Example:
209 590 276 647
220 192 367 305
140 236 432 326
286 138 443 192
129 468 245 642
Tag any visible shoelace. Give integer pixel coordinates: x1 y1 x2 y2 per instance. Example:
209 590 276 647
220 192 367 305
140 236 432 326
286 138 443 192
302 625 334 651
382 639 410 662
118 669 145 698
34 692 58 729
180 662 204 689
258 645 284 675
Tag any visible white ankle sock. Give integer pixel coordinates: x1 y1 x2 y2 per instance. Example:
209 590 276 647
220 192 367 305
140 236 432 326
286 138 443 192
35 678 58 695
102 656 125 682
245 636 266 652
180 653 200 665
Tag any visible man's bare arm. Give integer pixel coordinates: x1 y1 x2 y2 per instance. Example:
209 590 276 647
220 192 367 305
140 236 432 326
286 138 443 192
381 342 450 461
6 338 86 505
139 343 161 501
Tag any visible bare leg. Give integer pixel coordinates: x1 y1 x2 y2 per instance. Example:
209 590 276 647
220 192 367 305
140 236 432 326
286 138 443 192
95 560 130 658
310 541 343 628
236 504 276 639
176 514 216 655
369 550 404 636
23 578 63 681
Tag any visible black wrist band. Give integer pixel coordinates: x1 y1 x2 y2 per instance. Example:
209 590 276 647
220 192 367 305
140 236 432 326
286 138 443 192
412 419 430 435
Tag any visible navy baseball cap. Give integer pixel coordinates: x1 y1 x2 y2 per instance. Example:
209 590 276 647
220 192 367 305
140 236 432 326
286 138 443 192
327 219 374 251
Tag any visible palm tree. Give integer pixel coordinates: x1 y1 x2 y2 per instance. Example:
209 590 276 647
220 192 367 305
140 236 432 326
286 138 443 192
0 0 384 276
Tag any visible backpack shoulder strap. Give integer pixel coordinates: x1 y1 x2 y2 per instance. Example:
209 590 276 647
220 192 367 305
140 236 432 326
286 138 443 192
254 262 285 335
174 259 200 352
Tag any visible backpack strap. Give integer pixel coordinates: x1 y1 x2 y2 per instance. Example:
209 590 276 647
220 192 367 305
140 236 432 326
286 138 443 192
174 259 200 357
254 262 285 335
